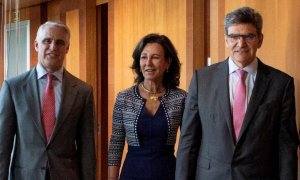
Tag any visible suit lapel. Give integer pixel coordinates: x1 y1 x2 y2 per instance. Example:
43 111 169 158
238 60 270 142
216 60 236 144
49 70 78 142
22 68 45 140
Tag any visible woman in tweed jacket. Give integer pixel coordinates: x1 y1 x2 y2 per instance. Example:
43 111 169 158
108 33 187 180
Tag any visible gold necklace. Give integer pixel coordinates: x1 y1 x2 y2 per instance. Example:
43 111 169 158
141 83 165 101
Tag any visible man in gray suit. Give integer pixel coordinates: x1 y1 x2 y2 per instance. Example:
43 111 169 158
176 6 299 180
0 21 96 179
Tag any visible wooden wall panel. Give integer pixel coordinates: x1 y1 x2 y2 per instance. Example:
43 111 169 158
209 0 225 64
107 0 115 162
28 6 42 68
97 0 108 5
109 0 187 93
0 4 3 82
186 0 206 86
47 0 97 87
66 9 80 78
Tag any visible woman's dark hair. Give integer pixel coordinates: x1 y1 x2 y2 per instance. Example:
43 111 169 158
131 33 181 89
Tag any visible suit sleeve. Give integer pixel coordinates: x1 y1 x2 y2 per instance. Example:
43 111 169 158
77 87 96 180
278 78 299 180
0 81 17 179
175 71 201 180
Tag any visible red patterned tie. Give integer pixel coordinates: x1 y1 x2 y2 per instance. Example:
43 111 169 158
42 74 55 142
233 69 247 141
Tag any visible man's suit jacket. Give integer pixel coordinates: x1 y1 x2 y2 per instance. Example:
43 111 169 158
176 59 299 180
0 67 96 180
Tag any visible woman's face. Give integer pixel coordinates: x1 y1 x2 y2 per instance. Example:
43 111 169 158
140 43 170 83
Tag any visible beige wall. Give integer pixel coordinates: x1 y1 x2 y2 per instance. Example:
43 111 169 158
108 0 187 92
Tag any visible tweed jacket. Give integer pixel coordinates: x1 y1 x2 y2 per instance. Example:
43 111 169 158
108 85 187 166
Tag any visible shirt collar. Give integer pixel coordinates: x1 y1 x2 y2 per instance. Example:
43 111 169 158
36 63 63 82
228 57 258 75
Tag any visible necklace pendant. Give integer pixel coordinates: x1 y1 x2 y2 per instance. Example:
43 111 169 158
150 95 158 101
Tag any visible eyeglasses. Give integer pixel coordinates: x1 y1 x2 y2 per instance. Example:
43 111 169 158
226 34 257 43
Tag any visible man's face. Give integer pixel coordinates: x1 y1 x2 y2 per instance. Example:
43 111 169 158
225 23 263 67
35 26 69 73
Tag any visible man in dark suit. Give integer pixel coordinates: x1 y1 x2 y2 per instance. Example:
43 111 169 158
0 21 96 179
176 6 299 180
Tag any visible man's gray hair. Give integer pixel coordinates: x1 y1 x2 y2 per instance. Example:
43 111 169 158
35 21 70 44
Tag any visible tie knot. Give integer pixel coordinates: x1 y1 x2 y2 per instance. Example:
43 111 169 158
47 73 54 83
236 69 247 80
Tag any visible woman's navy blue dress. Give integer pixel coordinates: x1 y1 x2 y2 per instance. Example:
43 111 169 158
119 104 176 180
